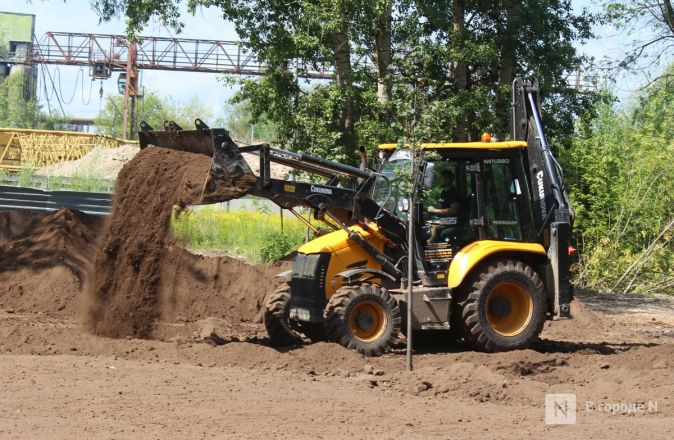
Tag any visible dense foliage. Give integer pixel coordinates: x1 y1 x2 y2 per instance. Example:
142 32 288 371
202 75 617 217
561 72 674 294
92 0 597 163
0 70 38 128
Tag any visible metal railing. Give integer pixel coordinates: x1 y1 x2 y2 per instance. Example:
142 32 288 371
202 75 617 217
27 32 340 79
0 185 112 215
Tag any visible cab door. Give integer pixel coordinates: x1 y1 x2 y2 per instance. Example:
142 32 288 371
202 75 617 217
418 158 479 286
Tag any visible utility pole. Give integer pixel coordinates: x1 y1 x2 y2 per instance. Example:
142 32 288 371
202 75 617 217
122 40 138 140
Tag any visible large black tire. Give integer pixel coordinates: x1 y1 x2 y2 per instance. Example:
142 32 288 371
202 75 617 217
459 259 547 352
324 283 401 357
263 283 303 346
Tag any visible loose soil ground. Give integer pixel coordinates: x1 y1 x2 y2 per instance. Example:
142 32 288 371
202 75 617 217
1 208 673 438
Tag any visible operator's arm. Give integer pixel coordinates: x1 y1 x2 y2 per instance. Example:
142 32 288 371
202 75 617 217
428 202 460 216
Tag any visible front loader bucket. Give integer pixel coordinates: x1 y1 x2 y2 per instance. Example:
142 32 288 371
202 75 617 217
138 119 256 203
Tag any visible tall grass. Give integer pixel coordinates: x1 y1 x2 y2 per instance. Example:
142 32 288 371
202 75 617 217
171 207 307 263
67 172 110 192
65 149 110 192
18 162 35 187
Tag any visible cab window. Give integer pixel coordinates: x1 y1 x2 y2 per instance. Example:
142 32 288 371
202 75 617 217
423 159 477 246
482 158 524 241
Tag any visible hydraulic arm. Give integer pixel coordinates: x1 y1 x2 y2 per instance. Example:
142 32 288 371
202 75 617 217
512 78 573 318
138 120 407 279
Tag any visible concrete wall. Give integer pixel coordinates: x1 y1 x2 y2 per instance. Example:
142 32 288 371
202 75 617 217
0 12 35 50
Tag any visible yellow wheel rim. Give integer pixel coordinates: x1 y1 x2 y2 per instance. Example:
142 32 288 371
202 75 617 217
485 282 533 337
348 300 387 343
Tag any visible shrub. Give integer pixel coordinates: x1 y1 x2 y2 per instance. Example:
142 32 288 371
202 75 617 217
260 232 295 262
171 206 307 263
560 73 674 294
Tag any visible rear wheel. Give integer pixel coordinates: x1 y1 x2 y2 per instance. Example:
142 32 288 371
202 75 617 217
324 283 401 357
460 259 546 352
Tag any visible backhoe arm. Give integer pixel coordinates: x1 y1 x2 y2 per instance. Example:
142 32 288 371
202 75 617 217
512 78 573 318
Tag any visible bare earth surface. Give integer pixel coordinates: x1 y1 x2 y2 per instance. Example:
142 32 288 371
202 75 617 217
1 209 673 439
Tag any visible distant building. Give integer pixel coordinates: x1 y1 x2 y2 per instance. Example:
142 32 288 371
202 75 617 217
0 11 37 101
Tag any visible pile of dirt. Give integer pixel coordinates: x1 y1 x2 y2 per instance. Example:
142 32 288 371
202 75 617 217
0 209 102 315
87 147 256 338
0 206 289 334
158 248 288 324
36 144 139 180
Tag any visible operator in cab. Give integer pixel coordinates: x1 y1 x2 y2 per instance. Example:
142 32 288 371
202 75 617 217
427 169 463 242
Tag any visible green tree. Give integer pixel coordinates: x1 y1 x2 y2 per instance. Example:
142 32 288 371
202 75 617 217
223 101 278 143
604 1 674 79
95 90 214 136
90 0 596 162
0 69 38 128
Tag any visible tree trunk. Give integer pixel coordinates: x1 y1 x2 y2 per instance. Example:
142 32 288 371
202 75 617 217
333 20 356 152
495 0 521 140
451 0 469 141
662 0 674 34
374 1 393 105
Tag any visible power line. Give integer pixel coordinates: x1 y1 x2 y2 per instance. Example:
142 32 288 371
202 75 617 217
41 64 66 118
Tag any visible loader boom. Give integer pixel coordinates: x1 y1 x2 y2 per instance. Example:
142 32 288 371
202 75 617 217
138 120 408 279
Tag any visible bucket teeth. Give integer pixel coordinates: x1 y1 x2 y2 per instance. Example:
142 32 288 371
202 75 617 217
137 123 256 204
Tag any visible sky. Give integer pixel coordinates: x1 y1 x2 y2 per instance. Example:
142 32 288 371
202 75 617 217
1 0 240 121
0 0 657 121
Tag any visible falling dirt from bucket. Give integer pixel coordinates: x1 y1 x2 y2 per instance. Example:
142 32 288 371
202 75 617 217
86 147 255 338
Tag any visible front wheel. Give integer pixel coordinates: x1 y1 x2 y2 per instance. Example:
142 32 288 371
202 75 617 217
459 259 547 352
263 283 303 346
324 283 401 357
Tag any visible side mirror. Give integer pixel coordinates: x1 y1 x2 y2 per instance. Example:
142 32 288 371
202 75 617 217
422 162 435 190
397 197 410 213
421 162 435 189
510 178 522 195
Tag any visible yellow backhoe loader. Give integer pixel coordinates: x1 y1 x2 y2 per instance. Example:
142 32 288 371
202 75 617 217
139 78 574 356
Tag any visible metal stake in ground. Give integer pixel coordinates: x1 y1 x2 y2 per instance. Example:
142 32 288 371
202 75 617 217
406 145 415 372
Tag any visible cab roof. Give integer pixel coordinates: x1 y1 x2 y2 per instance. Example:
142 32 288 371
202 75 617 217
378 141 528 150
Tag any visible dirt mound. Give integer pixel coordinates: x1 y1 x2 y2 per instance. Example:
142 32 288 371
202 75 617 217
159 248 288 324
87 147 255 338
0 206 289 332
36 144 139 180
0 209 103 315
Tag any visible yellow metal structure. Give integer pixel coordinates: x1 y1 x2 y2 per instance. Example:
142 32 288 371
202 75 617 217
0 128 136 171
447 240 546 289
378 141 528 150
298 224 385 299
